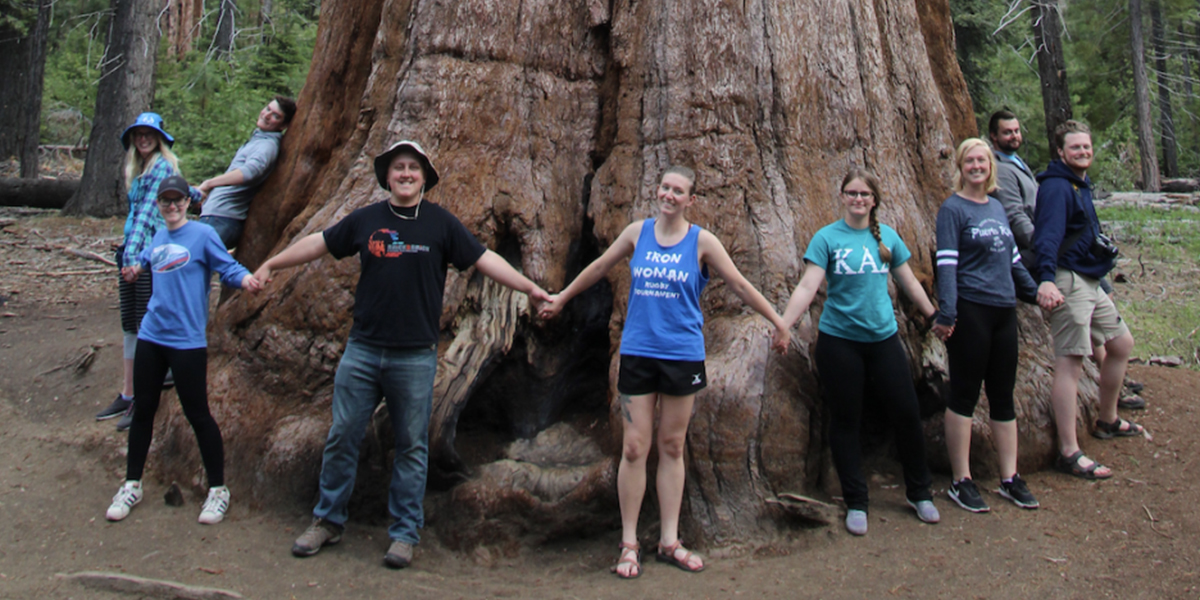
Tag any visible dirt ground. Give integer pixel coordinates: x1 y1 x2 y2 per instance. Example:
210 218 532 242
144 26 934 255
2 208 1198 599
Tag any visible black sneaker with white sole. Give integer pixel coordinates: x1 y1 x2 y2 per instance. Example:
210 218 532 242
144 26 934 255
96 394 132 421
998 475 1040 509
948 478 990 513
114 402 135 432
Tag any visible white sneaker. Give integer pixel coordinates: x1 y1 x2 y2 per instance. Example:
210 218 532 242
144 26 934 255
198 486 230 525
106 480 143 521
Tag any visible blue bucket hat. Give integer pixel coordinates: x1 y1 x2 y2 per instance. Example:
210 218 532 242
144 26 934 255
121 112 175 150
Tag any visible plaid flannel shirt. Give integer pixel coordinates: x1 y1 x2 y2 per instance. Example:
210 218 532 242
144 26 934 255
122 158 202 265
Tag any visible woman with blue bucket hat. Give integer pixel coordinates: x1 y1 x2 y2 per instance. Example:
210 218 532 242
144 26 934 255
95 112 202 431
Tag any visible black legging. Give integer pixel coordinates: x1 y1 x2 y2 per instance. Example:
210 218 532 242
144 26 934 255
127 339 224 487
944 299 1019 422
815 331 932 512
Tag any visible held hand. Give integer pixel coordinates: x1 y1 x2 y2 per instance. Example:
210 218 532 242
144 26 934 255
538 294 564 320
930 322 954 341
770 325 791 355
121 265 141 283
198 179 216 198
241 273 263 294
1037 281 1064 311
253 264 274 286
528 286 552 313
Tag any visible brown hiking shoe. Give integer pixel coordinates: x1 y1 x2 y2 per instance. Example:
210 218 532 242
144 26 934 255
291 518 343 557
383 540 413 569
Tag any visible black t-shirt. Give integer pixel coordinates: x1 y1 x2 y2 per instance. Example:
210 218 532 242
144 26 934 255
323 200 486 348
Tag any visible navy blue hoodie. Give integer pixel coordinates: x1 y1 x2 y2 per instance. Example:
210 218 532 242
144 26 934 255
1031 159 1113 282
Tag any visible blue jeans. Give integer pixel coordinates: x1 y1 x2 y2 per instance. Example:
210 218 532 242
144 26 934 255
196 215 244 249
313 339 438 544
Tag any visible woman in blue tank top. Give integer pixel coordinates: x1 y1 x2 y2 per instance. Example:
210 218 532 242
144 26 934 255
777 168 941 537
540 166 790 579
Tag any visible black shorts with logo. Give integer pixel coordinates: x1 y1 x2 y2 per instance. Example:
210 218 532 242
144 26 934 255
617 354 708 397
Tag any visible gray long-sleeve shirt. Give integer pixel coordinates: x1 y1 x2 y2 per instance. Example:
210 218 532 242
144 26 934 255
199 129 283 221
992 150 1039 258
935 194 1038 325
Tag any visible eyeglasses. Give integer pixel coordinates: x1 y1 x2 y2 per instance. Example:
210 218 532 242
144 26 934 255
156 196 190 206
842 190 874 199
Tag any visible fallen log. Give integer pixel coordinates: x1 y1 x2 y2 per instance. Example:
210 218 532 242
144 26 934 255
1162 178 1200 193
55 571 243 599
0 178 79 209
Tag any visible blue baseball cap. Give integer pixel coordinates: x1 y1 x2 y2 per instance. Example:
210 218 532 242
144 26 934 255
121 112 175 150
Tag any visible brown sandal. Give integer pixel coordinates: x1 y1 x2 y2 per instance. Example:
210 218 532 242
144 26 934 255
610 541 641 579
656 540 705 573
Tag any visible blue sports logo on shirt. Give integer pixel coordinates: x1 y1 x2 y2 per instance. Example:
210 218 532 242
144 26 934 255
150 243 191 273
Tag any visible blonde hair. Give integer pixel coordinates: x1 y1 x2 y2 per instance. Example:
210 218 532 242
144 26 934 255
123 131 181 190
841 168 891 264
951 138 998 193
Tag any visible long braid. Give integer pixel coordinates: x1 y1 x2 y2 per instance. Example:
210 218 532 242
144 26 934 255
869 205 892 264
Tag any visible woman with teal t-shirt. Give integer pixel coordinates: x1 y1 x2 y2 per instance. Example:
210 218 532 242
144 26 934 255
778 168 942 537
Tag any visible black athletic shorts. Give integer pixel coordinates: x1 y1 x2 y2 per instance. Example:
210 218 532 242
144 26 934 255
617 354 707 397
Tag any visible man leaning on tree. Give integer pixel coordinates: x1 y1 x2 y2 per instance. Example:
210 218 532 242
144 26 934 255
196 96 297 249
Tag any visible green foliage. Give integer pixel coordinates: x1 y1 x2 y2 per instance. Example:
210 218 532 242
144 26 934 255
950 0 1200 186
1099 206 1200 367
39 0 319 180
0 0 34 34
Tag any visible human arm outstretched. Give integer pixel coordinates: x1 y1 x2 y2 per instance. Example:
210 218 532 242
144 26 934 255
539 221 642 319
697 229 790 351
473 250 552 310
253 232 330 284
892 262 946 338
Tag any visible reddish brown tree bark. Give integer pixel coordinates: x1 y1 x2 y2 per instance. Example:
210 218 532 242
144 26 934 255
152 0 1078 551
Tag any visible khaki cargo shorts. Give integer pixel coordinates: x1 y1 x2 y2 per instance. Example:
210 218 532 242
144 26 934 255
1048 268 1130 357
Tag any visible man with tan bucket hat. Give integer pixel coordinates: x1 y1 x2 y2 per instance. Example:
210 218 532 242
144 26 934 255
254 140 551 568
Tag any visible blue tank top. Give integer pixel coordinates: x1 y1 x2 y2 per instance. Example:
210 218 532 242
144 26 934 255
620 219 709 361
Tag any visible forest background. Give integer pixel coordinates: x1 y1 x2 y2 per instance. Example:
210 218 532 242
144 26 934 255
3 0 1199 192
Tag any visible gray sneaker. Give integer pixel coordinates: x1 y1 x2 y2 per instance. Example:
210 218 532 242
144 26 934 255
844 509 868 536
384 540 414 568
907 499 941 523
291 518 343 557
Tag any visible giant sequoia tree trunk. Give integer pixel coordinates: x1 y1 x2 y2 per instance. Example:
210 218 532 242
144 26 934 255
153 0 1083 552
62 0 162 217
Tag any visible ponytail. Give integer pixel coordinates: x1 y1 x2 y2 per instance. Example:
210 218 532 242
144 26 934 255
869 206 892 264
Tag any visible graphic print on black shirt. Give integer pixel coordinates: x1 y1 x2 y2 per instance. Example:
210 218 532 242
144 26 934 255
368 229 430 258
323 201 486 348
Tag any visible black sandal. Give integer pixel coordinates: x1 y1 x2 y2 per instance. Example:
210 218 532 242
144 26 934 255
1092 418 1144 439
1055 450 1113 480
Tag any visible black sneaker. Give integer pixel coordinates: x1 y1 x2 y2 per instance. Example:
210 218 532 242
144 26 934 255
998 475 1040 509
115 402 135 432
948 478 990 513
1124 378 1145 394
96 394 132 421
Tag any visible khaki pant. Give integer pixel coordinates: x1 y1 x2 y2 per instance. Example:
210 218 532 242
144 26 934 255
1049 268 1130 357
